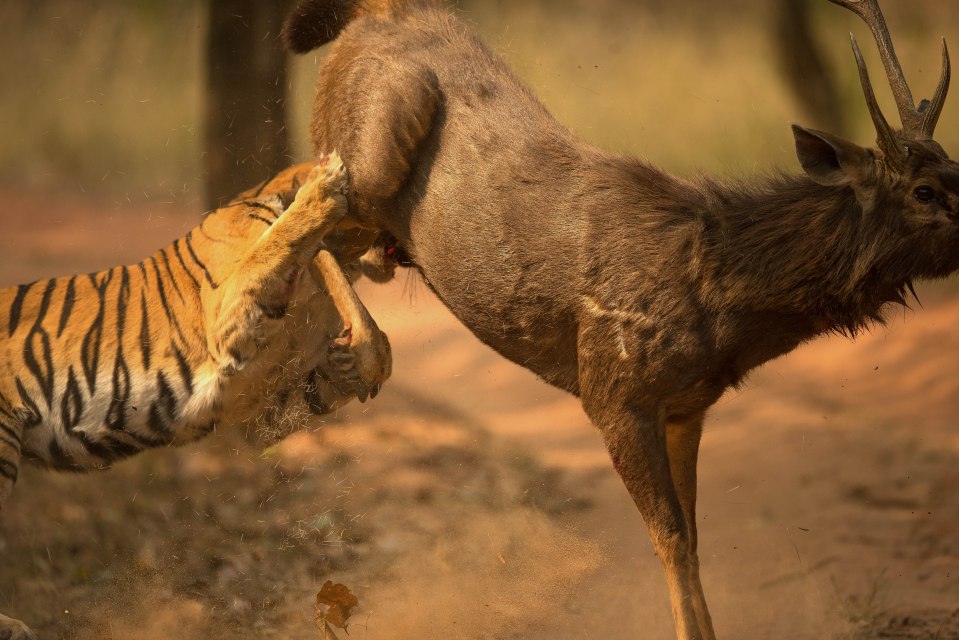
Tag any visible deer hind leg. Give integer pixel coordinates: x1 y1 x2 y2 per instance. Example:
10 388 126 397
208 154 349 375
317 61 439 230
666 413 717 640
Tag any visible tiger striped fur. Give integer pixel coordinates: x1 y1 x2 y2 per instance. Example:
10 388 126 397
0 153 392 519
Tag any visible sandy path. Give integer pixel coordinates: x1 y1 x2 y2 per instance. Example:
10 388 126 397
1 191 957 638
355 276 959 639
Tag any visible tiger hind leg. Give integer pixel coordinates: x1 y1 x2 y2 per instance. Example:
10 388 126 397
208 153 349 374
0 614 36 640
0 415 34 639
0 411 24 513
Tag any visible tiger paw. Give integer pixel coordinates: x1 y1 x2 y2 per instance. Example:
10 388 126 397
327 326 357 373
0 614 37 640
346 322 392 401
314 151 348 198
293 151 349 224
325 325 390 401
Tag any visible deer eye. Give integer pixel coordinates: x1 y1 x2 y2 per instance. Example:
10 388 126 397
913 185 937 202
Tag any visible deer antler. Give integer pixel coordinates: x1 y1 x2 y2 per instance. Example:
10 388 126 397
828 0 950 144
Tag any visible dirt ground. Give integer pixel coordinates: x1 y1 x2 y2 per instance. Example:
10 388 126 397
1 190 958 640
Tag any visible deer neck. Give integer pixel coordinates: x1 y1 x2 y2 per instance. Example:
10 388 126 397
697 175 915 337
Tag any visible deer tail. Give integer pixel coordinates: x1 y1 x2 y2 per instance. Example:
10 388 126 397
282 0 432 53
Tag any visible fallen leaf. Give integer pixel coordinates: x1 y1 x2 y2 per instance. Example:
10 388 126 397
316 580 359 630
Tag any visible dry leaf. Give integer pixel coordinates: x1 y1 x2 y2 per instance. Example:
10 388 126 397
316 580 359 630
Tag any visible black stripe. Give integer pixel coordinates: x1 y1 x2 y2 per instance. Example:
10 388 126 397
0 393 14 420
57 276 77 338
159 248 186 303
184 231 219 289
248 213 274 226
24 280 57 408
123 428 171 448
0 433 20 451
0 422 22 447
116 266 130 340
14 378 41 427
172 238 202 290
99 435 143 460
149 257 186 343
34 279 57 326
22 329 54 410
172 345 194 394
139 291 152 370
48 438 78 470
242 200 282 218
106 352 131 431
69 429 115 462
147 371 179 435
61 367 84 432
112 264 130 418
0 457 18 481
80 269 114 394
9 281 35 336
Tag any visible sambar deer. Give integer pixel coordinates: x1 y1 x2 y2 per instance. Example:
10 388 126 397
283 0 957 637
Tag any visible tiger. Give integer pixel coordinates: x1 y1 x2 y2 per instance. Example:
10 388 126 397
0 154 394 639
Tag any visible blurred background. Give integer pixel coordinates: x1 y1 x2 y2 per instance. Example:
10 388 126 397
2 0 958 210
1 1 959 639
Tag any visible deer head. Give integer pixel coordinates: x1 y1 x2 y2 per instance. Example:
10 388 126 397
792 0 959 280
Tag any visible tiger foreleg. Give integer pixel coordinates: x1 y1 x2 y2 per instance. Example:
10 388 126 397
207 154 349 374
313 250 392 399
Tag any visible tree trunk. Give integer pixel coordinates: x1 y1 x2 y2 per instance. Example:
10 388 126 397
205 0 292 210
773 0 845 134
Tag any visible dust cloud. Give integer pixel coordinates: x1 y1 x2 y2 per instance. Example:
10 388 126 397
356 511 604 639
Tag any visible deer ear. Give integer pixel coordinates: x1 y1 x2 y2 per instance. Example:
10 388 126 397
792 124 872 187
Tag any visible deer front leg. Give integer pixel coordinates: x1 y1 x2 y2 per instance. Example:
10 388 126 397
666 413 716 640
208 154 348 374
578 330 711 640
312 250 391 397
590 402 706 640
